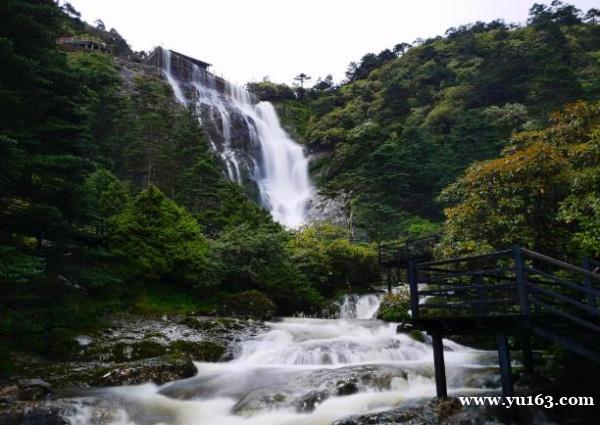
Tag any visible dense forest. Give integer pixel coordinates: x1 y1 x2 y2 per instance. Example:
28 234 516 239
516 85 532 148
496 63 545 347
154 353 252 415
0 0 378 368
2 0 600 373
258 1 600 245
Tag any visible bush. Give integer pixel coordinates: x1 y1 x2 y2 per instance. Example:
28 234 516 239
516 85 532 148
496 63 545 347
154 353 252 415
377 291 411 323
219 290 276 320
288 223 379 296
109 186 216 287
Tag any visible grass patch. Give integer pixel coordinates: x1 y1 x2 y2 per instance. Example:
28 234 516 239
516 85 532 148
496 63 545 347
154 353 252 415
131 286 218 316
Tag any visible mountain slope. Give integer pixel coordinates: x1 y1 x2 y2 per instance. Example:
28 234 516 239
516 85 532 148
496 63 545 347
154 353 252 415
269 3 600 238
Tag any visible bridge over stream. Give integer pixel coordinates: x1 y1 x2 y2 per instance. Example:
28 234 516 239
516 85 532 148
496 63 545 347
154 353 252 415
379 237 600 398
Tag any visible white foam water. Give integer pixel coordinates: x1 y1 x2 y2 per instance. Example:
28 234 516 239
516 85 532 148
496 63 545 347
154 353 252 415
162 49 188 105
161 52 314 228
65 295 499 425
339 294 382 320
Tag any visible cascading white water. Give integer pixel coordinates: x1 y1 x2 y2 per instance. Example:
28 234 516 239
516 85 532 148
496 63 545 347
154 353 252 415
339 294 382 319
161 52 314 228
191 64 243 184
228 89 314 228
162 49 188 105
66 295 499 425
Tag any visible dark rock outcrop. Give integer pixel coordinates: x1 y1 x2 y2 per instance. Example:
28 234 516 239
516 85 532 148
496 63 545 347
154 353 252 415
17 379 52 401
336 377 359 396
296 390 329 412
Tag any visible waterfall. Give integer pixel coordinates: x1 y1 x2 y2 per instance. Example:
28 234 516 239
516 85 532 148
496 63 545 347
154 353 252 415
191 64 243 184
339 294 382 319
161 49 187 105
161 51 314 228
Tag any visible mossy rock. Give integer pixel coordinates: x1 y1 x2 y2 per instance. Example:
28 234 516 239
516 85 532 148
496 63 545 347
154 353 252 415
219 290 276 320
181 317 243 333
86 340 167 363
168 340 225 362
114 341 167 362
88 354 196 386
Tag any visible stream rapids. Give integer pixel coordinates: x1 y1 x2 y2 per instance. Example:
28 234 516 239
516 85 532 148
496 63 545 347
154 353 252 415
66 295 499 424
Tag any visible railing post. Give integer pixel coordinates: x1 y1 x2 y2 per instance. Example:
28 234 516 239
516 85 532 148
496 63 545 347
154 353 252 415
583 258 595 308
473 273 486 316
496 331 514 397
520 332 534 374
513 246 529 316
431 332 448 399
408 260 419 320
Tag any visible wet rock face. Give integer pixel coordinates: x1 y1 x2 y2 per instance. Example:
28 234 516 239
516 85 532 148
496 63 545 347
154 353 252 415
296 390 329 412
0 405 69 425
17 379 52 401
214 365 414 416
332 399 445 425
336 377 359 396
10 315 264 389
90 355 196 387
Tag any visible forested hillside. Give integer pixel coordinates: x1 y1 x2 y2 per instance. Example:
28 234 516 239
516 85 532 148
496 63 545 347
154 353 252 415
2 0 600 372
261 1 600 240
0 0 378 366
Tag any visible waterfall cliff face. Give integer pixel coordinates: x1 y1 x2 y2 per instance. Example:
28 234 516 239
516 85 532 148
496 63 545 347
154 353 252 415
160 49 314 228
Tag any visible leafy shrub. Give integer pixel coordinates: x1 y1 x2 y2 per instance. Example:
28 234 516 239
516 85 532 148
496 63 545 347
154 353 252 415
109 187 217 287
219 290 276 320
377 291 410 323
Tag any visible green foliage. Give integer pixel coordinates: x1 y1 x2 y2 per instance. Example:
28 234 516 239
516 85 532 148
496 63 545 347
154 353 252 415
247 79 296 101
377 291 411 323
219 290 277 320
288 223 379 295
0 245 44 284
213 224 322 315
0 0 93 247
130 285 218 316
274 100 313 142
276 9 600 237
559 169 600 255
5 0 599 370
441 101 600 259
109 186 216 287
82 168 130 216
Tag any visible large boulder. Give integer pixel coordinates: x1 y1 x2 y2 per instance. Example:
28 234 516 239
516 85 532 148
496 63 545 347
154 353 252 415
89 354 196 386
17 379 52 401
218 291 276 320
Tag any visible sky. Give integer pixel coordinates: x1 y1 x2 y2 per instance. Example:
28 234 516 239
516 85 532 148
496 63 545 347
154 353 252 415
67 0 598 85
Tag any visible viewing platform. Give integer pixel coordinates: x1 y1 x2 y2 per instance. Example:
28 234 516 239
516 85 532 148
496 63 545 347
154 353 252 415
57 35 108 52
379 238 600 398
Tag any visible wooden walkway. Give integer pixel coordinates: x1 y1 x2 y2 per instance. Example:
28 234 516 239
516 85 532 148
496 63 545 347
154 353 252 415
379 238 600 397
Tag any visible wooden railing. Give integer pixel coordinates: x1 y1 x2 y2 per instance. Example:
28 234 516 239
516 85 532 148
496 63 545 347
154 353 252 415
378 233 439 267
408 246 600 361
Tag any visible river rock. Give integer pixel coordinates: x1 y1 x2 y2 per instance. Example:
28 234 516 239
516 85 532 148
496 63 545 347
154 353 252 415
0 405 68 425
7 314 264 389
333 399 441 425
232 389 289 414
17 379 52 401
336 377 359 395
296 390 329 412
90 355 196 386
